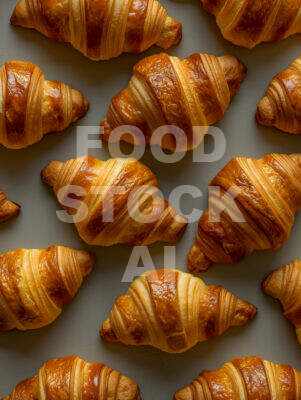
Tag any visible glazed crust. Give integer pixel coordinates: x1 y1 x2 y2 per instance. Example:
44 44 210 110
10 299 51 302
0 245 95 331
1 356 141 400
11 0 182 61
173 356 301 400
0 61 89 149
41 155 188 246
100 53 247 152
256 56 301 134
188 153 301 273
0 189 20 223
201 0 301 48
100 269 257 353
263 259 301 344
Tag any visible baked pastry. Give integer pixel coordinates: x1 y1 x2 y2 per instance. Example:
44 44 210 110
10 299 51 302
1 355 141 400
256 56 301 134
100 269 257 353
263 259 301 343
173 356 301 399
0 189 20 223
100 53 247 152
188 153 301 273
200 0 301 48
0 61 88 149
41 155 188 246
0 245 95 331
11 0 182 61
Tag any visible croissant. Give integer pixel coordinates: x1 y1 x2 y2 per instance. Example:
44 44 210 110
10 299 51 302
41 155 188 246
100 53 247 152
263 259 301 344
256 56 301 134
100 269 257 353
11 0 182 61
1 355 141 400
0 189 20 223
200 0 301 48
0 61 88 149
0 245 95 331
173 356 301 400
188 153 301 274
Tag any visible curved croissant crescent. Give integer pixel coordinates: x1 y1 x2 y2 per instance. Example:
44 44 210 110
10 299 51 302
188 153 301 274
100 269 257 353
0 189 20 223
173 356 301 400
0 61 89 149
263 259 301 344
41 155 187 246
200 0 301 48
11 0 182 61
256 56 301 134
100 53 247 152
1 356 141 400
0 245 95 331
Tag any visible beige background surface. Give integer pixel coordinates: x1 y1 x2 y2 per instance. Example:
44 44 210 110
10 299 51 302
0 1 300 399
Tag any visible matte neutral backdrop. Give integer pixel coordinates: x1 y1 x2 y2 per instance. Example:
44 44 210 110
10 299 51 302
0 1 300 399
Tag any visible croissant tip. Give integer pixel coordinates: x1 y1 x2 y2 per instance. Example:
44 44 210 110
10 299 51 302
11 201 21 212
100 320 118 342
219 55 247 97
187 245 213 274
0 200 21 223
10 10 17 25
71 89 90 121
156 17 182 49
41 160 62 187
255 97 275 127
261 273 271 293
77 250 96 276
82 97 90 116
11 202 21 216
10 1 29 28
160 217 188 245
234 299 258 326
99 119 112 142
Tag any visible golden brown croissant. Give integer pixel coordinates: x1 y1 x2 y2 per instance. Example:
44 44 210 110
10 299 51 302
0 61 88 149
173 356 301 400
11 0 182 61
41 155 188 246
0 189 20 223
263 259 301 344
100 269 257 353
200 0 301 48
0 245 95 331
256 56 301 134
188 153 301 274
1 355 141 400
100 53 247 152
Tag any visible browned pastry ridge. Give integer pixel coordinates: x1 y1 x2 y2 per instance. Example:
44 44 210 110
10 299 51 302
200 0 301 48
263 259 301 344
100 53 247 152
256 56 301 134
188 153 301 273
173 356 301 400
100 269 257 353
0 245 95 332
11 0 182 61
0 61 88 149
41 155 188 246
1 356 141 400
0 189 20 223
